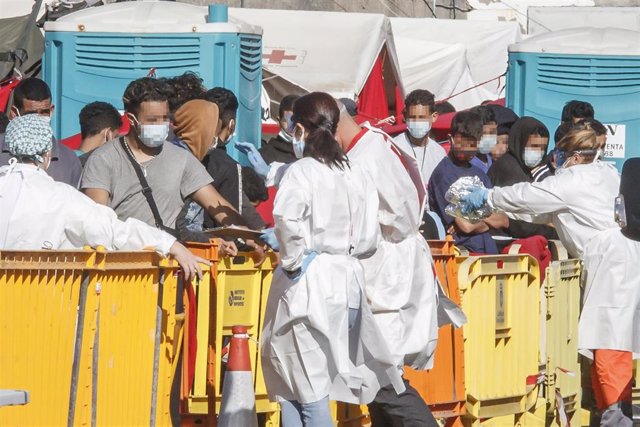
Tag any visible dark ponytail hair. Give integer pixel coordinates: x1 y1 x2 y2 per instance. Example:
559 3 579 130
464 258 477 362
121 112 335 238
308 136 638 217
293 92 349 170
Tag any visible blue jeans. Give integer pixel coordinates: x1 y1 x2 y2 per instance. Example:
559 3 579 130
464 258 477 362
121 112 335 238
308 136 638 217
280 396 333 427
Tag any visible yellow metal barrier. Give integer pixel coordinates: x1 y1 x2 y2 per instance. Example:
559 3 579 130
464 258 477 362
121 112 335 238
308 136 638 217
542 245 582 426
0 250 97 426
457 255 541 425
0 249 182 426
181 242 280 426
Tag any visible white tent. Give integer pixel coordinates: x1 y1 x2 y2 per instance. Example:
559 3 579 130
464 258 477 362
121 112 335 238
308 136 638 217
528 7 640 35
229 7 399 100
389 18 521 109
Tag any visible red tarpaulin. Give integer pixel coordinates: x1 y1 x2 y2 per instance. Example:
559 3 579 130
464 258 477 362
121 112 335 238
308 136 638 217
357 53 389 124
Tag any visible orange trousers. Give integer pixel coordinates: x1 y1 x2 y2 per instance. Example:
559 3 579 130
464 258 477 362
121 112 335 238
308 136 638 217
590 349 633 410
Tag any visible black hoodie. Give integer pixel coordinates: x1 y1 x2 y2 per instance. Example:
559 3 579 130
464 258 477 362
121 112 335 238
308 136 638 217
488 117 558 243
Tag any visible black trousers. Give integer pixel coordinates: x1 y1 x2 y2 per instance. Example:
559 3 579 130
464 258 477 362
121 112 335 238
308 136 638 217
368 378 439 427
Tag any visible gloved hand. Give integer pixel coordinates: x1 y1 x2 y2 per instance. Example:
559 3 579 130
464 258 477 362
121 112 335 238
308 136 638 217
235 142 271 179
285 252 318 281
460 187 489 214
260 227 279 252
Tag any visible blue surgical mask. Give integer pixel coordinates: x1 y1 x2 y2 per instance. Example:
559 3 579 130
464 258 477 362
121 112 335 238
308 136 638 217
478 134 497 154
523 147 544 168
139 123 169 148
407 120 431 139
292 134 305 159
555 149 569 169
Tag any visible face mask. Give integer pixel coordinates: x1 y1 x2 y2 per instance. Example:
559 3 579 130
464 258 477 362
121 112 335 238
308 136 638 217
139 122 170 148
407 120 431 140
292 133 305 159
523 147 544 168
478 135 497 154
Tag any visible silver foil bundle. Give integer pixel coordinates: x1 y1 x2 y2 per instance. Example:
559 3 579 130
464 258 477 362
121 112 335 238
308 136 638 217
444 176 493 223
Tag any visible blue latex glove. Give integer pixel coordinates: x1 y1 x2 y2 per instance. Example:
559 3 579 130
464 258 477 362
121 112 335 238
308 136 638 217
460 187 489 214
285 252 318 281
260 227 279 252
235 142 271 179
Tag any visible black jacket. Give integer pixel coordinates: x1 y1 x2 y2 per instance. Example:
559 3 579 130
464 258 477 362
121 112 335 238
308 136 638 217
259 135 297 164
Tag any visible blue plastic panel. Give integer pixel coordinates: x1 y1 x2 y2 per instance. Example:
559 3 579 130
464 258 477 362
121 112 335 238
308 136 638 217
43 31 262 162
506 52 640 171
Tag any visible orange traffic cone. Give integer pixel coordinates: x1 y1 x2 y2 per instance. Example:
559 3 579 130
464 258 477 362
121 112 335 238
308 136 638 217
217 325 258 427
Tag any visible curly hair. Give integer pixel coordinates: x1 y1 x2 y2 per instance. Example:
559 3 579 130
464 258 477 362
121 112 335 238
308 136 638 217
122 77 168 116
166 72 206 113
404 89 436 115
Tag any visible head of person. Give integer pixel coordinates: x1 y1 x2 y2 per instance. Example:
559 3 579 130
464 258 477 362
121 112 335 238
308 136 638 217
507 117 550 171
173 99 220 161
555 127 599 169
434 101 456 115
291 91 348 169
486 105 518 160
449 111 482 164
469 105 497 156
79 101 121 147
122 77 170 149
166 72 206 114
202 87 238 146
242 166 269 206
403 89 437 142
561 100 594 124
338 97 358 117
278 94 299 140
10 77 54 120
578 119 607 150
5 114 53 168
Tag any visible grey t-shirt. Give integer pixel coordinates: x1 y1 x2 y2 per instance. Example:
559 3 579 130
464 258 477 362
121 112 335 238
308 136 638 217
81 139 213 228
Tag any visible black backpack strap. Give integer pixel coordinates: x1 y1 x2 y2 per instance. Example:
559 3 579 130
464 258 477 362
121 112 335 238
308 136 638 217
119 137 168 232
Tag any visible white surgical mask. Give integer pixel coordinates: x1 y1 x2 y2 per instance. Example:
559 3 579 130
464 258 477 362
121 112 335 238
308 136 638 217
139 122 169 148
292 134 305 159
523 147 544 168
407 120 431 139
478 134 497 154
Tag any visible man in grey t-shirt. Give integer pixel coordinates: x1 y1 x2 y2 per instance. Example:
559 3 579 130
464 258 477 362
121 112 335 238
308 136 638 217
81 78 264 261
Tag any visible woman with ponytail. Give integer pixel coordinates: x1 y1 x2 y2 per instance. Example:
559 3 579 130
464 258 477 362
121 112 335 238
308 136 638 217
260 92 404 427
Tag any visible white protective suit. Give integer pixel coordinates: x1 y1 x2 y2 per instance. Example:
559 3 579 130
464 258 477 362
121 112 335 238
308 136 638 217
348 126 465 370
488 161 640 358
0 162 175 253
261 158 405 405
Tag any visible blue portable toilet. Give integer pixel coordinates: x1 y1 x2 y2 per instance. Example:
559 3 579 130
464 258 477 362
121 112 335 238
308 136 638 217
506 28 640 171
42 1 262 161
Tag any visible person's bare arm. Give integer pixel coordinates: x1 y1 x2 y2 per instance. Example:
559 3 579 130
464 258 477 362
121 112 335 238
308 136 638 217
84 188 110 206
453 217 490 234
192 184 266 266
191 184 247 226
483 213 509 230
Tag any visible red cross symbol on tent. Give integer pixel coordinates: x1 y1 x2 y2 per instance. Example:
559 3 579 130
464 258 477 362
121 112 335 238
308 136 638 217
263 49 298 65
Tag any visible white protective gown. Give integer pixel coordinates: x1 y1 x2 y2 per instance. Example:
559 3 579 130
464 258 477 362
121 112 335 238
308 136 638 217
261 158 405 405
348 126 465 370
0 163 175 254
489 162 640 358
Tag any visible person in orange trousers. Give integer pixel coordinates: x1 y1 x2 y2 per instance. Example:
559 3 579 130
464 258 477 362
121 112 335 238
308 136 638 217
591 350 633 424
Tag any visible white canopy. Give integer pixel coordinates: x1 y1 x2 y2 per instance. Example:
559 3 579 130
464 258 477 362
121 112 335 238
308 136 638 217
229 7 395 100
389 17 521 109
